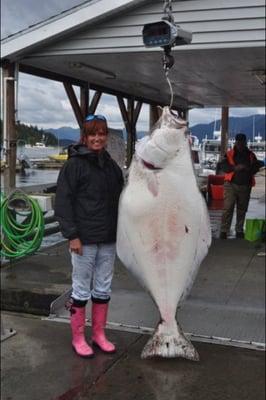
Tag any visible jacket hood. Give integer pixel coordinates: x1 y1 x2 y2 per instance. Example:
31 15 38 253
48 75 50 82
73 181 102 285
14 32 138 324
67 143 93 157
67 143 111 166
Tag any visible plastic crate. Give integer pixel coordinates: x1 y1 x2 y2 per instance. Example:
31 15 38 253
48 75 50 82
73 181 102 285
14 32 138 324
210 184 224 200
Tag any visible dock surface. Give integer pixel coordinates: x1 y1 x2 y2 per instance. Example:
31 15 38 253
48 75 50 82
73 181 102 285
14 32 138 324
1 172 265 400
2 311 265 400
1 234 265 400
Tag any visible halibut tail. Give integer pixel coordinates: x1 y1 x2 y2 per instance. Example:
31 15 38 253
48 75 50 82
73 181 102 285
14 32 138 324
141 320 199 361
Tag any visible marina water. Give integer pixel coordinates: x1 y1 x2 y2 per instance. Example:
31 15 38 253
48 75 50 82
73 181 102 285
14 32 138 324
1 146 65 251
1 146 63 188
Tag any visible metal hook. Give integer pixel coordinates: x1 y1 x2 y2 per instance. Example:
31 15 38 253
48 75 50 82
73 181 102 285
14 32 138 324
162 46 174 109
162 47 175 71
163 0 174 23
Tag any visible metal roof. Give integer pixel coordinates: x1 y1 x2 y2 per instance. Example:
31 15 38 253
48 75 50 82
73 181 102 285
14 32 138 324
1 0 265 109
1 0 148 59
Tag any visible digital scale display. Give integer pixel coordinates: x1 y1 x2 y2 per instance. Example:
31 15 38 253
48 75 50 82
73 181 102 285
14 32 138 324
142 20 192 48
142 21 172 47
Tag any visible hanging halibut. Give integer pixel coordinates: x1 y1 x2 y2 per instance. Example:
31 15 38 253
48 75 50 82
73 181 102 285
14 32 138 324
116 107 211 360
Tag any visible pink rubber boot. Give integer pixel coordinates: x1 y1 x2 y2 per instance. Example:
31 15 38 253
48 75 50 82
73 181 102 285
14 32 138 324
70 306 94 358
91 302 116 353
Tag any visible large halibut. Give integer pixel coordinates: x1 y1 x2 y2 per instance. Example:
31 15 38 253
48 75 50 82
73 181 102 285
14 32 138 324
117 107 211 360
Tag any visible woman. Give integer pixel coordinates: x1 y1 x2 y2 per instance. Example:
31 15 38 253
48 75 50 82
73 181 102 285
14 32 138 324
55 114 124 358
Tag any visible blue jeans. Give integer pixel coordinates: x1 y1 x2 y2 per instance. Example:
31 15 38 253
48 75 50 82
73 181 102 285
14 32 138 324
71 243 116 302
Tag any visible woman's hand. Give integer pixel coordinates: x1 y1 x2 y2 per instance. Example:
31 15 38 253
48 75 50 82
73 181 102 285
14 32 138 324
69 238 83 255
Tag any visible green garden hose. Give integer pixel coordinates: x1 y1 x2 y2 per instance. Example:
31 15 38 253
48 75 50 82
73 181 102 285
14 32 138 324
0 190 45 259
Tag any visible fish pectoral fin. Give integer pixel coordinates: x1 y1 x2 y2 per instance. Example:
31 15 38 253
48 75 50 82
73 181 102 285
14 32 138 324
141 320 199 361
146 172 159 197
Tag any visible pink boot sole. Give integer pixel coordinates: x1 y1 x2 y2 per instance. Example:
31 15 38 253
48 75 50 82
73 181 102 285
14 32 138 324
92 339 116 354
72 344 94 358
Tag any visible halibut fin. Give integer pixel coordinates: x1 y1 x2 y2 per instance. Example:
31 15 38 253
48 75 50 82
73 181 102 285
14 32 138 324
141 320 199 361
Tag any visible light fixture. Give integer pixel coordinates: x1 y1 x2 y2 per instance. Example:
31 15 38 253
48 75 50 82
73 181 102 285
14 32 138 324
252 70 266 85
68 62 116 79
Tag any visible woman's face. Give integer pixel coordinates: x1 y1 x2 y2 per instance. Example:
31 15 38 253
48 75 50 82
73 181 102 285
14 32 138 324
84 125 108 152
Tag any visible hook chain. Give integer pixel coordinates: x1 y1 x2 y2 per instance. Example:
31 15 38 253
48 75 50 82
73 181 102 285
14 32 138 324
162 1 175 108
163 0 173 22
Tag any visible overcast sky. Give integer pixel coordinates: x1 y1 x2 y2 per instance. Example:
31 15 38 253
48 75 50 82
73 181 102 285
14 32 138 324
1 0 264 131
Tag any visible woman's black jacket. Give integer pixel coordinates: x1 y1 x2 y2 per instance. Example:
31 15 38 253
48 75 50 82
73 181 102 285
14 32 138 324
54 144 124 244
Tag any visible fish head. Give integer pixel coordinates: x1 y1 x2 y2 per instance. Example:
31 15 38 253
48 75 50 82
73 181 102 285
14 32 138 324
135 107 189 168
159 106 187 130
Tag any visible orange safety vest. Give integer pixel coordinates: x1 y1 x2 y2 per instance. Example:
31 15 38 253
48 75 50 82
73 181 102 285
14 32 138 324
224 148 256 186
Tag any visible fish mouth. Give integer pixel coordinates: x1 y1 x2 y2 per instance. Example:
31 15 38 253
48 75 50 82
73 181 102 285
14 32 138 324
141 159 162 170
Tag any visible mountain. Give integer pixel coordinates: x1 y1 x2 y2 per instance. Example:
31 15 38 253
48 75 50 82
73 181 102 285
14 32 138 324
45 126 79 146
46 114 265 145
190 114 265 142
46 126 124 147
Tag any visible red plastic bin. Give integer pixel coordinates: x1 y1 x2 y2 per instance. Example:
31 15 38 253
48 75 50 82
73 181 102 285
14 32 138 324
207 175 225 198
210 184 224 200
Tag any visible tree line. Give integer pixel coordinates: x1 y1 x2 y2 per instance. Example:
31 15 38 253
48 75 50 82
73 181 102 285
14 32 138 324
0 120 57 147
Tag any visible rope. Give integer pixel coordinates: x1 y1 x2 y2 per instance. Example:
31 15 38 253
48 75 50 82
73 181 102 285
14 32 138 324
165 70 174 109
0 190 45 259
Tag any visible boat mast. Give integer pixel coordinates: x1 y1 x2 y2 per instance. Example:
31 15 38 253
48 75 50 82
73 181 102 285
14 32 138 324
252 115 255 142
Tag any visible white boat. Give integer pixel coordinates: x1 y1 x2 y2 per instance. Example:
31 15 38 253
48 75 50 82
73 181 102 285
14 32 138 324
33 142 46 148
189 134 215 190
248 135 265 162
201 131 234 169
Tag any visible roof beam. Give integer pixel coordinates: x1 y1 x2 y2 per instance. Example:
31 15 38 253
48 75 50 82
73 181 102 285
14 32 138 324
63 82 83 129
18 63 168 107
19 63 87 87
89 91 102 114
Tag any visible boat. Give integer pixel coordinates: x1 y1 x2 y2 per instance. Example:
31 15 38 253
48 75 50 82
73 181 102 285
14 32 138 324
189 134 215 192
247 117 265 163
48 153 68 162
48 148 68 162
248 134 265 162
201 131 234 170
33 142 46 148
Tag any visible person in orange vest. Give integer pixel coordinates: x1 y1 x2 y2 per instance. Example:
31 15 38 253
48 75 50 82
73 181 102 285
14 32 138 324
220 133 264 239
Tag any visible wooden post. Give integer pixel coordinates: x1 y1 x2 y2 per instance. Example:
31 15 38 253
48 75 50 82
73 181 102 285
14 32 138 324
117 96 142 167
220 106 229 160
80 83 89 119
89 91 102 114
127 98 135 165
149 105 162 130
63 82 83 129
2 63 16 193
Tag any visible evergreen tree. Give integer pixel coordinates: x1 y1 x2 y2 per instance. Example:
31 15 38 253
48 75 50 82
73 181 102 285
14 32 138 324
0 120 57 146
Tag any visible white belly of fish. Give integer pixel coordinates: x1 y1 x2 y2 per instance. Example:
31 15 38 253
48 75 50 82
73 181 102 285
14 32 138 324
117 157 211 359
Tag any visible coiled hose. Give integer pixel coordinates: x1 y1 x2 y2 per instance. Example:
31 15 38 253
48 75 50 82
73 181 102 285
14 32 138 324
0 190 45 259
